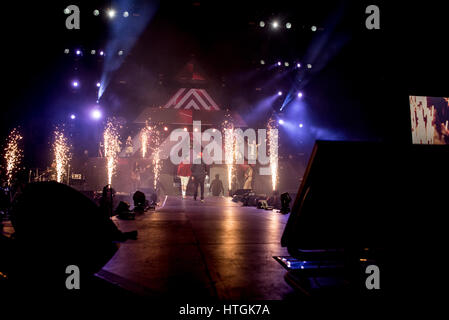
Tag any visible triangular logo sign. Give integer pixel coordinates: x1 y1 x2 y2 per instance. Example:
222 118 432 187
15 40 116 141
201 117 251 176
164 88 220 110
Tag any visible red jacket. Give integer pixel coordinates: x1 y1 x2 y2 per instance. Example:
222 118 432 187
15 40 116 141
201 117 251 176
177 162 191 177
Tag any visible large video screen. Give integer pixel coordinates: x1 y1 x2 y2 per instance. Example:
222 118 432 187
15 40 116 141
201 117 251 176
410 96 449 145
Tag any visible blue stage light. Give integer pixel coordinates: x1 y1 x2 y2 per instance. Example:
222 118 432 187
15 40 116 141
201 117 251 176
91 109 102 120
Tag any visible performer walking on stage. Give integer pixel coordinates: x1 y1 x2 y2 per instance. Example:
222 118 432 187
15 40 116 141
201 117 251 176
177 158 191 199
191 153 208 202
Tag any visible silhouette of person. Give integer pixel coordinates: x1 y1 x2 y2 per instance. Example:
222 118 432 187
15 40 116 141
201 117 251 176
191 154 207 202
209 174 224 196
177 159 191 199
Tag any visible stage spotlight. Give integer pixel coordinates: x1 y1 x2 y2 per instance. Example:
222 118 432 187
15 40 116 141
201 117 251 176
194 128 199 132
64 8 70 14
277 91 283 96
99 51 104 56
299 123 303 128
64 49 69 54
70 114 76 120
76 50 81 55
72 81 79 88
278 119 284 125
297 92 303 98
118 50 123 56
284 62 289 67
271 21 279 29
307 64 312 69
277 61 281 66
96 82 101 88
286 22 292 29
259 21 265 27
107 9 116 19
311 25 317 32
93 9 100 16
183 127 188 132
91 50 96 55
260 60 265 65
164 126 168 131
296 63 301 68
123 11 129 17
91 109 102 120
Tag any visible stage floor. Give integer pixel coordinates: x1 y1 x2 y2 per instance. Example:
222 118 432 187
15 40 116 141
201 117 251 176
101 195 296 299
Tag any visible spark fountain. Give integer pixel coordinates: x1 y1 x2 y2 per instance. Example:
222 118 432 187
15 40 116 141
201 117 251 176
53 128 72 183
149 125 161 190
152 147 161 190
267 118 279 191
224 124 235 192
4 128 23 186
140 126 150 158
103 118 121 185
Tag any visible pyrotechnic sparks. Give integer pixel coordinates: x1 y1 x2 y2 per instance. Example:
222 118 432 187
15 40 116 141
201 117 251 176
140 126 150 158
4 128 23 186
150 125 162 190
142 122 162 190
224 125 235 191
222 111 238 193
152 149 161 190
103 118 121 185
53 128 72 183
267 118 279 191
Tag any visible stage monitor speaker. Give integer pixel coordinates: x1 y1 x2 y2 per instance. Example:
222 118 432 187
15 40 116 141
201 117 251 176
281 140 449 252
280 140 449 295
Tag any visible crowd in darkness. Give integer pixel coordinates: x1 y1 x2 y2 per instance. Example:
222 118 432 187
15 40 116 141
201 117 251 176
0 168 138 294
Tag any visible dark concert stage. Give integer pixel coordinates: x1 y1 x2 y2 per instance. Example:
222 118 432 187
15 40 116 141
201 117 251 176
3 0 449 312
100 195 294 299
